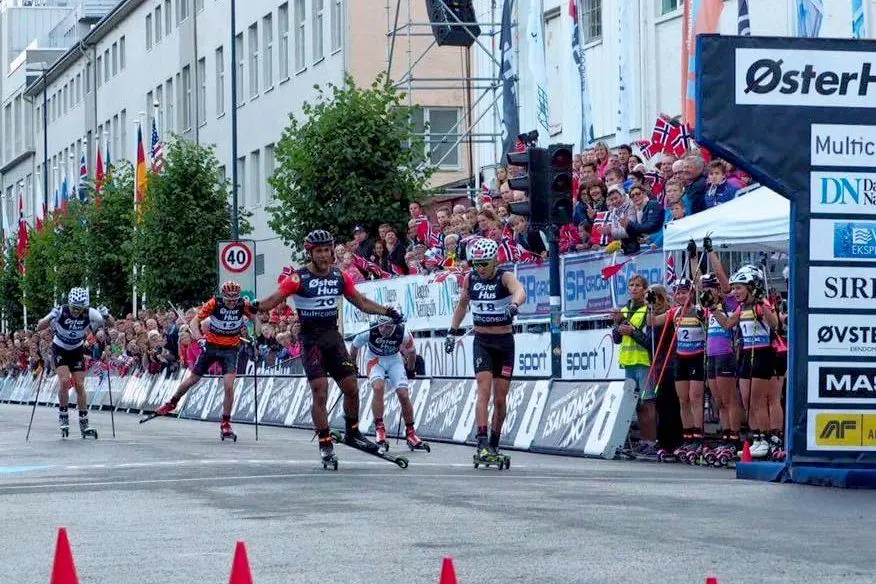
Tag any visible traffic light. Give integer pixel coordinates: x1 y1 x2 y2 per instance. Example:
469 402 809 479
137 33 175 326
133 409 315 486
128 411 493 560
505 147 548 225
547 143 574 224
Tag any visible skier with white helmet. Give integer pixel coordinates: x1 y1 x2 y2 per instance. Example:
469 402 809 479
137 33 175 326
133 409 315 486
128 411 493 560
37 287 109 438
446 237 527 469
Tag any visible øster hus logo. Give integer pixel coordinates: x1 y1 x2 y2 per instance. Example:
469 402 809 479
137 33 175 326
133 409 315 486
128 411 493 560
833 222 876 259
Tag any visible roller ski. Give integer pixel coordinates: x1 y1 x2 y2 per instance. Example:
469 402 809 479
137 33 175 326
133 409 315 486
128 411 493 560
375 423 389 453
703 432 738 468
59 412 70 439
472 438 510 470
320 441 338 471
79 414 98 440
406 429 431 453
330 430 409 469
139 399 177 424
768 433 786 462
219 418 237 443
656 447 680 463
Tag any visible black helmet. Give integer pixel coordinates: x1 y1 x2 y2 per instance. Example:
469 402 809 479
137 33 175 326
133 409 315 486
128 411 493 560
304 229 334 251
701 273 720 290
674 277 693 292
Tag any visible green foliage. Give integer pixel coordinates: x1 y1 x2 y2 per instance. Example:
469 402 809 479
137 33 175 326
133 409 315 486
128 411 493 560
23 214 58 319
268 73 434 257
134 137 238 308
0 239 22 331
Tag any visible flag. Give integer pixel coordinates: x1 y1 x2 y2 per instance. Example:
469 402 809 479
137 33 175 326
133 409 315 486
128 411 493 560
634 139 661 161
36 202 45 232
16 194 28 275
415 216 442 249
135 123 148 221
527 0 550 138
681 0 724 126
650 116 674 146
60 175 69 213
95 142 105 193
569 0 594 148
852 0 867 38
498 0 520 159
796 0 824 37
738 0 751 35
150 118 165 173
669 123 693 156
644 170 662 189
78 152 88 201
353 254 392 279
665 255 677 287
431 266 468 285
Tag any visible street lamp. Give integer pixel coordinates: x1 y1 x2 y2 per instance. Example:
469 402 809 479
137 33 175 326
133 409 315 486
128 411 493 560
230 0 239 240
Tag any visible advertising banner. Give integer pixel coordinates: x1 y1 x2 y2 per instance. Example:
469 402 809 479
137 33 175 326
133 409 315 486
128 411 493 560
560 329 623 380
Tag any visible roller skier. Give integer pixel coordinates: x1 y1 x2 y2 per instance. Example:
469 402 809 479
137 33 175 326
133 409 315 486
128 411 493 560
37 287 108 439
152 280 256 442
349 313 428 453
446 238 526 469
253 230 405 469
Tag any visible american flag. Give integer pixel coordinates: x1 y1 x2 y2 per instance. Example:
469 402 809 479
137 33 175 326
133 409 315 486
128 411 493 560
650 116 673 146
665 255 677 287
150 118 165 173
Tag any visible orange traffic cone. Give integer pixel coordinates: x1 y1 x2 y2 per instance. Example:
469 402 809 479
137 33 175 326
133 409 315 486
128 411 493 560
438 557 458 584
741 440 753 463
50 527 80 584
228 541 254 584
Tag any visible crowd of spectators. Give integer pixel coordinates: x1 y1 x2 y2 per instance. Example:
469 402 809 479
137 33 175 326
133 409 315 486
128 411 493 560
332 141 754 281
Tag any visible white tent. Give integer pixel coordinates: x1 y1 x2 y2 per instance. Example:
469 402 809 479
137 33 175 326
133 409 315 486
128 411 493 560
663 185 790 252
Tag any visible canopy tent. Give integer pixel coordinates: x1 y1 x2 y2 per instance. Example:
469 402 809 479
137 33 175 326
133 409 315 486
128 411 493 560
663 185 790 252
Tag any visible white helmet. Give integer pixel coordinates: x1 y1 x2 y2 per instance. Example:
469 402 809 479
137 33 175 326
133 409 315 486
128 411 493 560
729 265 764 287
68 287 89 309
468 238 499 262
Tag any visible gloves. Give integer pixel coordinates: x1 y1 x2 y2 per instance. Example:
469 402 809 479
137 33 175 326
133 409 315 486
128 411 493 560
505 303 519 318
699 289 715 308
686 239 697 257
197 338 207 350
406 367 417 380
703 236 713 253
385 307 404 324
250 300 261 312
98 306 109 318
645 289 657 305
444 336 456 354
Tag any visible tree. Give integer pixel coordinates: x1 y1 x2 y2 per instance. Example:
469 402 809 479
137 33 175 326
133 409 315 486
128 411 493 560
23 215 58 320
134 137 238 308
0 238 23 331
269 73 434 256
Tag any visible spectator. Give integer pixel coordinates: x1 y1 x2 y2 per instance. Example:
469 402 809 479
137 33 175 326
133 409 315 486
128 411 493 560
339 251 365 283
512 215 547 256
605 167 625 189
409 201 424 220
627 154 643 173
681 156 708 215
622 183 665 251
617 144 632 171
597 184 636 249
492 166 509 191
594 141 610 178
452 203 467 215
384 229 408 275
704 160 738 208
435 207 452 231
352 225 374 259
370 239 390 274
668 200 686 222
378 223 392 241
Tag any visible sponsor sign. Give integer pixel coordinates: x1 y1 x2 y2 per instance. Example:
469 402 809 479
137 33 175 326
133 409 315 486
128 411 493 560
810 171 876 215
808 266 876 309
417 379 472 441
736 49 876 109
563 250 664 317
410 333 551 379
808 314 876 356
561 329 623 380
458 380 534 446
810 219 876 262
516 262 550 319
807 362 876 404
811 124 876 167
807 409 876 451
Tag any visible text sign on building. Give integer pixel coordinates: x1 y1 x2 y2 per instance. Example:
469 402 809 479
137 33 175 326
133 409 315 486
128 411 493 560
217 240 256 301
698 35 876 469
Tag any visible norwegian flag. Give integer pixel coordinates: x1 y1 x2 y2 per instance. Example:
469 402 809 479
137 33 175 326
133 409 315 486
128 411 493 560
670 123 693 156
590 211 612 247
665 255 677 287
16 193 28 275
481 183 493 204
389 263 406 277
353 254 392 279
431 266 468 285
78 152 88 201
650 116 673 146
415 217 443 249
644 170 662 188
497 237 542 265
150 118 165 173
634 140 661 161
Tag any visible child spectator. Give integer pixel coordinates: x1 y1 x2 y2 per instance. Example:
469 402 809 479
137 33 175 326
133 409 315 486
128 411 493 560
704 160 738 208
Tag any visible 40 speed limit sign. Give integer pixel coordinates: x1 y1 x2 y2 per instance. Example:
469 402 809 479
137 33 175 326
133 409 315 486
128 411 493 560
217 240 256 300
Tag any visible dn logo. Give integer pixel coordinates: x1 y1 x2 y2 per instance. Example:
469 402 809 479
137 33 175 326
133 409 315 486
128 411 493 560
820 419 857 439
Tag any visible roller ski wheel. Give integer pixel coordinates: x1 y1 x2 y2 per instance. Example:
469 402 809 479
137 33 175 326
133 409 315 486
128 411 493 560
60 426 69 439
406 438 431 453
80 428 98 440
703 451 718 466
220 430 237 443
330 430 409 469
376 440 389 453
321 454 339 471
473 449 509 471
656 449 677 463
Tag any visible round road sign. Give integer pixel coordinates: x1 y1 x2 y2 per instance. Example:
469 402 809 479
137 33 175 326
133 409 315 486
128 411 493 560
220 242 253 274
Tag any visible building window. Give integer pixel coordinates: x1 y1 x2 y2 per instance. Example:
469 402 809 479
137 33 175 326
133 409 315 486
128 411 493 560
146 90 154 129
104 49 110 82
235 33 244 101
155 5 163 41
156 85 165 132
278 3 289 79
112 114 120 164
164 0 172 33
412 107 461 169
236 156 246 206
85 62 91 93
248 23 259 97
197 57 206 126
330 0 342 52
215 46 225 116
178 0 189 23
661 0 680 15
96 56 103 87
14 96 22 154
313 0 324 62
146 14 153 49
75 74 80 103
120 110 127 162
111 42 118 75
250 150 261 205
182 65 192 130
120 36 126 70
581 0 601 42
166 78 174 132
36 105 41 134
264 144 275 199
176 72 183 133
4 104 11 161
263 14 273 88
294 0 305 71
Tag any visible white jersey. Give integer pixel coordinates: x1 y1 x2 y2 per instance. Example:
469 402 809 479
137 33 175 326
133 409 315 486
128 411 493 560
45 305 104 350
351 327 415 391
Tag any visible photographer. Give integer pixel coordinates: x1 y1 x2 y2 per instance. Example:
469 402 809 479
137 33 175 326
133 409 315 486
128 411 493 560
611 274 657 454
644 284 682 453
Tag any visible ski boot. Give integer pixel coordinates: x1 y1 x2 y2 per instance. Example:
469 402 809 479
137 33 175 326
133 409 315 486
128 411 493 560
749 432 770 459
473 436 509 470
220 418 237 442
344 425 380 453
59 410 70 439
685 431 706 465
79 412 98 440
155 398 179 417
375 423 389 453
319 439 338 471
768 432 786 462
672 428 695 462
405 426 431 453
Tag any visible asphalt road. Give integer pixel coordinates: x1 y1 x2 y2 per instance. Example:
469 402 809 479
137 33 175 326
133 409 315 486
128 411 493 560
1 405 874 584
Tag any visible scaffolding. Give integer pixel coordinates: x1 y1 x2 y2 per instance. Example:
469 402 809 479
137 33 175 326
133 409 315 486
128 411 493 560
385 0 508 201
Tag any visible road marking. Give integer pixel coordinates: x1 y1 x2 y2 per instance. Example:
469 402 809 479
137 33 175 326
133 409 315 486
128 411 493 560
0 465 56 474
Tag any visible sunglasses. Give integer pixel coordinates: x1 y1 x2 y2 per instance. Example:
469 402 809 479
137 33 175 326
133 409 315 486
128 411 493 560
471 260 492 268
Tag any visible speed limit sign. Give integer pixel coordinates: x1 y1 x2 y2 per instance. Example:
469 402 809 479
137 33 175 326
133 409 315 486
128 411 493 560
217 240 256 300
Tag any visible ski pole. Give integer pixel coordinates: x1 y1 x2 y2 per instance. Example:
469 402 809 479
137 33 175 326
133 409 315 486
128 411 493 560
25 369 46 442
252 344 259 442
105 361 116 438
343 317 408 342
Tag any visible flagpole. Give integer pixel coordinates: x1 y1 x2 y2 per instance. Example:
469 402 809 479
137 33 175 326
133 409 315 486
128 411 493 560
139 111 146 311
133 119 140 318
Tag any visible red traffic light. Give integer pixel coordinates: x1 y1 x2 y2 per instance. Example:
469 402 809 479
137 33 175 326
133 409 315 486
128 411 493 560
550 147 573 168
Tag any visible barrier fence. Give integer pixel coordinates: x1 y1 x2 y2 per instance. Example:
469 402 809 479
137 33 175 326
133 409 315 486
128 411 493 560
0 370 636 460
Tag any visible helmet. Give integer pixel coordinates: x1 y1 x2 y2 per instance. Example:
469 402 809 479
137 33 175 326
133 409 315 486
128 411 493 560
468 238 499 262
674 278 693 292
221 280 241 299
68 287 89 309
730 264 764 287
700 273 720 290
304 229 334 251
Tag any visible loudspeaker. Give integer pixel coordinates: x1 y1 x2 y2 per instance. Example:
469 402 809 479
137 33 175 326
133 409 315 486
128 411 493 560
425 0 481 47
